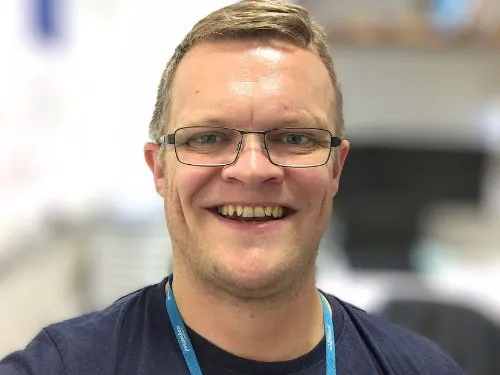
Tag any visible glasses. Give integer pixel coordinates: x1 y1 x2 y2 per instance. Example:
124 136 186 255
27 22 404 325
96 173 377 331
156 126 342 168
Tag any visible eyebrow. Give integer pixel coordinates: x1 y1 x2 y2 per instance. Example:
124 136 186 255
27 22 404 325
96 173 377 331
179 118 231 128
272 115 328 129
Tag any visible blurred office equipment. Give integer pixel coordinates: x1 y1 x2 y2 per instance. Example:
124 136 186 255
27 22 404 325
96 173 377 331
333 146 486 270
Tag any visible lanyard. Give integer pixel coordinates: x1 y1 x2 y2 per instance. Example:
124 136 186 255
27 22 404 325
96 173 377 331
165 280 336 375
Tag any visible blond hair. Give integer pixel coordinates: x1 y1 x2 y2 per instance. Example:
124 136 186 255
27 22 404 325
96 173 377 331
149 0 345 143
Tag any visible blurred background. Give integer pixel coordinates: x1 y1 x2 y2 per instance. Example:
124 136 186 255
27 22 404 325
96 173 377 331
1 0 500 373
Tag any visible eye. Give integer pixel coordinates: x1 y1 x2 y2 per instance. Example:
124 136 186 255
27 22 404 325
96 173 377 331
282 134 311 145
190 133 221 144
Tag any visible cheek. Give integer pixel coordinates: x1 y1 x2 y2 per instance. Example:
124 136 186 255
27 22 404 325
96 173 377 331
290 167 334 200
288 169 333 242
166 165 216 211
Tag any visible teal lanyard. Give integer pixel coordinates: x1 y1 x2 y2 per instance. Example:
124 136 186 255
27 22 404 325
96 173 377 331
165 280 337 375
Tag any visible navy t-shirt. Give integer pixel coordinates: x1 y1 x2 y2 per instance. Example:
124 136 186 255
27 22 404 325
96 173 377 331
1 276 465 374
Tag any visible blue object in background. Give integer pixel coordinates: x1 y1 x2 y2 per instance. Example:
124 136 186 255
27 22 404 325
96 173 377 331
33 0 60 41
430 0 473 36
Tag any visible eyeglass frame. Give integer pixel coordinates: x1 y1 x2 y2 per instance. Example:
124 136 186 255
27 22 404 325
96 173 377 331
156 126 343 168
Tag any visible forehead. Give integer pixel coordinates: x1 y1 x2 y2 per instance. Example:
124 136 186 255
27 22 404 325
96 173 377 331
169 40 335 131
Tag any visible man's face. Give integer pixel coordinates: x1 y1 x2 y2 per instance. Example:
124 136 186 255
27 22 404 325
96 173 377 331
145 40 349 298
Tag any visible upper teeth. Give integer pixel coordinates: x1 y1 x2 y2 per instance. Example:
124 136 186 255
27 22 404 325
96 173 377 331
218 205 284 218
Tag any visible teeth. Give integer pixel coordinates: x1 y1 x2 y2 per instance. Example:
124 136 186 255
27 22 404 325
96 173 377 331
254 206 265 217
217 205 286 219
272 206 280 218
242 206 253 218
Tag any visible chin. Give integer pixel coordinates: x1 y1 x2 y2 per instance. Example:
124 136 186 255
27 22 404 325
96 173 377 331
189 240 318 299
211 259 306 300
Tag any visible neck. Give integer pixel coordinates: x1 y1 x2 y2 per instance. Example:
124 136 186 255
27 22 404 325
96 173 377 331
169 268 325 362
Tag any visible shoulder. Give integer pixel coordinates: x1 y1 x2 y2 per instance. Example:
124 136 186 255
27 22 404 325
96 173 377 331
0 329 64 375
45 282 155 347
0 282 162 375
331 296 465 374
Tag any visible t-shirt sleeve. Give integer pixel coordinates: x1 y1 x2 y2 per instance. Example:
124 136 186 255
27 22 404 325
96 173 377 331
0 330 65 375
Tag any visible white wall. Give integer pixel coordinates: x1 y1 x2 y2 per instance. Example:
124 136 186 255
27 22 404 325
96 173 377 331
333 47 500 146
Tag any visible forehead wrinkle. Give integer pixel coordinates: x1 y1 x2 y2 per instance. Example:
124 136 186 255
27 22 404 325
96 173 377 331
229 79 256 128
249 82 255 128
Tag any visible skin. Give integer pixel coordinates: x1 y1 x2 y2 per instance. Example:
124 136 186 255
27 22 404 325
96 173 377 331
144 39 349 361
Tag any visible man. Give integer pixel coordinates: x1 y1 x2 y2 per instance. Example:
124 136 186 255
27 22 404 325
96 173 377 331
1 1 466 374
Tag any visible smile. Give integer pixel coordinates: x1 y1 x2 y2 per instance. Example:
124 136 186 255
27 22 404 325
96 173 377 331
216 205 288 222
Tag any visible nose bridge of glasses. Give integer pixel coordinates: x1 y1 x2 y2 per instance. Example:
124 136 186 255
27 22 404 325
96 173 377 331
237 131 268 154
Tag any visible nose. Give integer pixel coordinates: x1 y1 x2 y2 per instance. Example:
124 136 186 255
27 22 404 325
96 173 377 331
221 133 284 185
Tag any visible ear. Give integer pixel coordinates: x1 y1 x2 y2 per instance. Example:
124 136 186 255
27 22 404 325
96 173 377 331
331 139 350 194
336 139 349 173
144 142 166 197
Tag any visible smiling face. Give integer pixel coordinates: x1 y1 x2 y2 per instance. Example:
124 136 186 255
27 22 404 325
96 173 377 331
145 40 349 299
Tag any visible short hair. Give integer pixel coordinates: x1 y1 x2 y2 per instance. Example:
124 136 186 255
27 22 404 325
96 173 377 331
149 0 345 143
